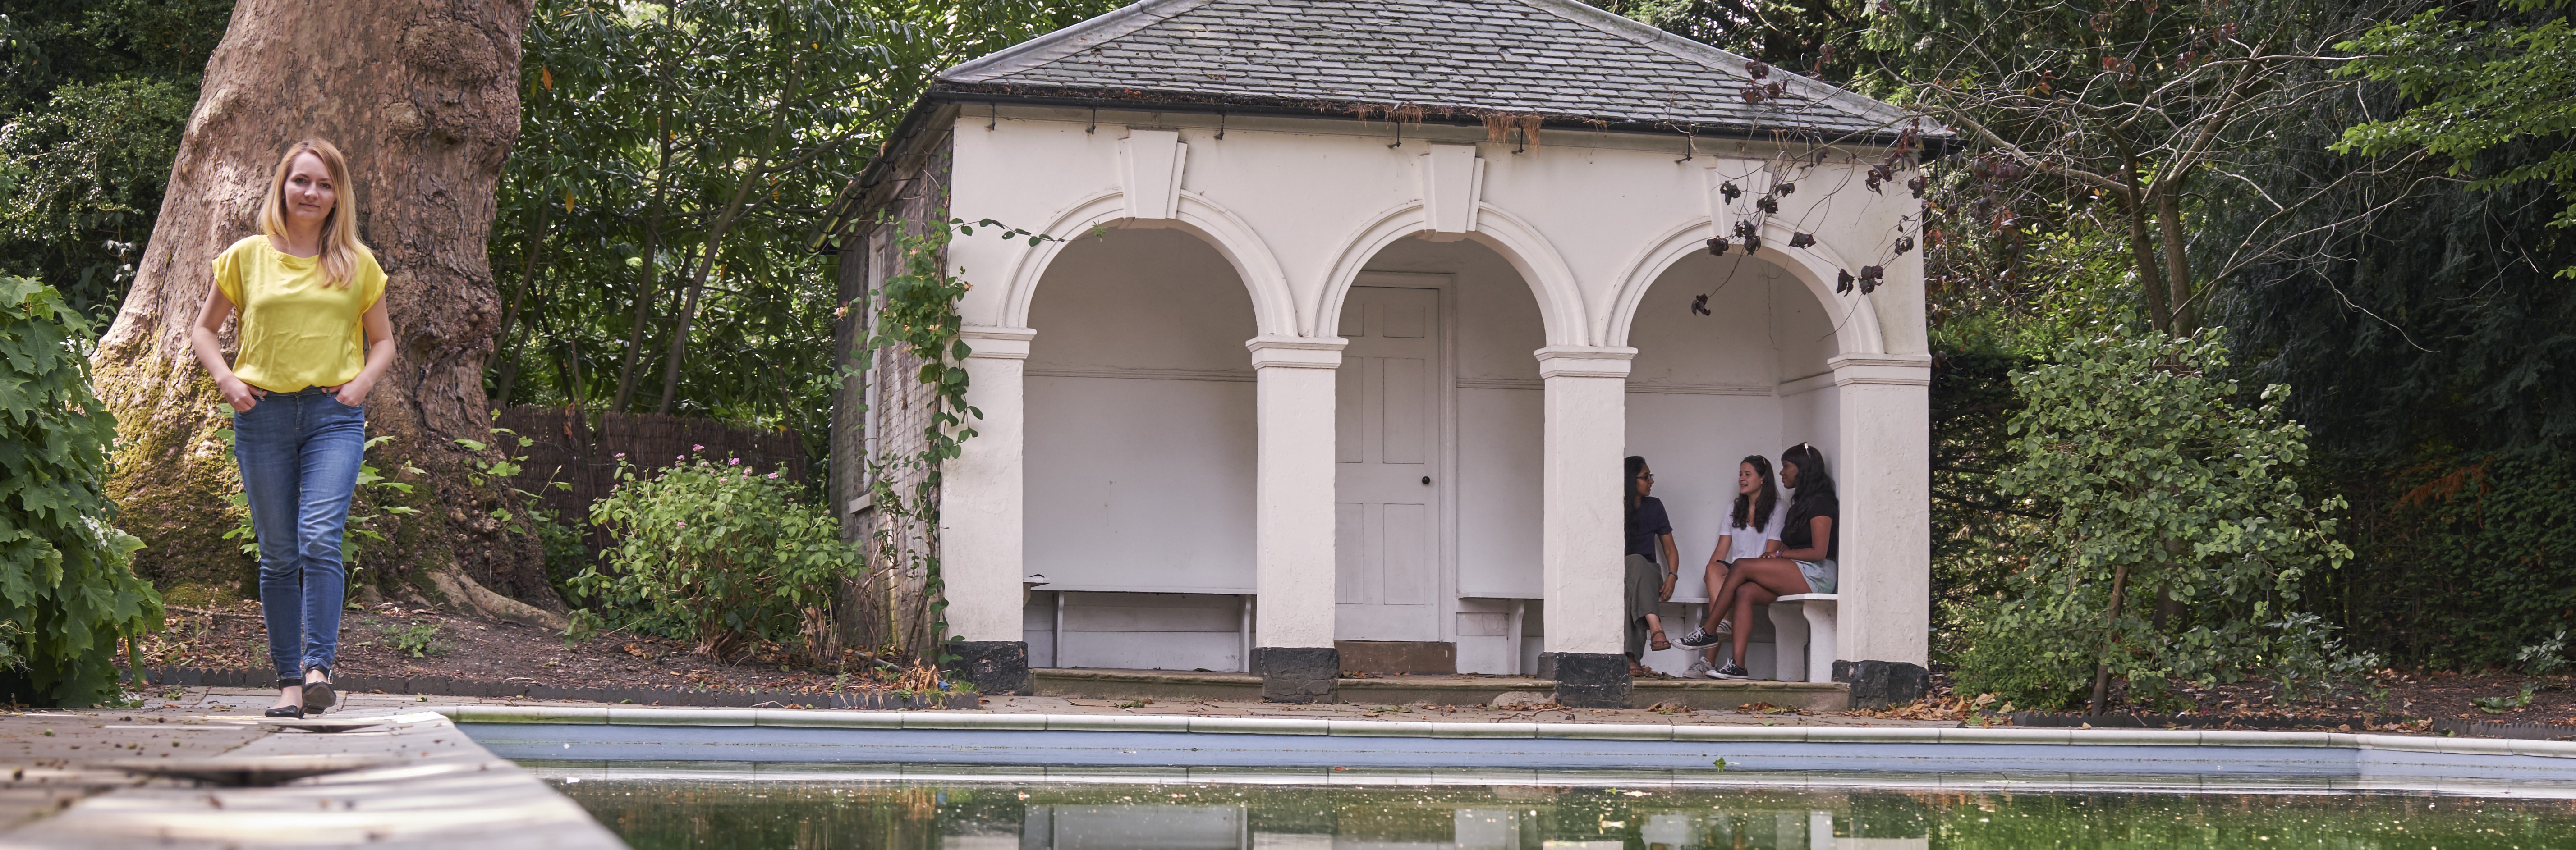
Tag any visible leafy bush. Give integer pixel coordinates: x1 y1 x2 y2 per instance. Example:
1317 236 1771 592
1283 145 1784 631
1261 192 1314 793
0 277 161 706
1952 327 2364 712
571 452 862 659
382 622 445 658
2315 453 2576 667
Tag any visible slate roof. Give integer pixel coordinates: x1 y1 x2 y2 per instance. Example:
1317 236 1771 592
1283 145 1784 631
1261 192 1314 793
936 0 1926 141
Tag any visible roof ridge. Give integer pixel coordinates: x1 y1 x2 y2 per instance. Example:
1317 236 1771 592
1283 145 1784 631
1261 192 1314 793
1514 0 1915 131
943 0 1225 83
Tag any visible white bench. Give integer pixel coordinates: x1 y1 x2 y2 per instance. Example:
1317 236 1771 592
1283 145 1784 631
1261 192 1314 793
1767 594 1838 683
1026 577 1256 672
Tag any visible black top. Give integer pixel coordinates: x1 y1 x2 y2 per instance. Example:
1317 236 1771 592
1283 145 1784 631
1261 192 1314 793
1626 496 1673 562
1781 494 1839 560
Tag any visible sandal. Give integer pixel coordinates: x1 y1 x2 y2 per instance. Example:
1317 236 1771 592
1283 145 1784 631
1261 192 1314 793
1649 629 1673 652
301 667 336 714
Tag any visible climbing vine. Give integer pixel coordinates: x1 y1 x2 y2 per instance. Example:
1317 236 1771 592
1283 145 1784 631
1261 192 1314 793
856 212 1056 663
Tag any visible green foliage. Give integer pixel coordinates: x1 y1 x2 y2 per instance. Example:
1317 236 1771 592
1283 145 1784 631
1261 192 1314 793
572 452 865 659
485 0 1118 448
2519 632 2568 676
0 276 161 706
1952 327 2364 710
381 621 445 659
2337 0 2576 276
2308 453 2576 667
855 214 1058 661
0 0 234 316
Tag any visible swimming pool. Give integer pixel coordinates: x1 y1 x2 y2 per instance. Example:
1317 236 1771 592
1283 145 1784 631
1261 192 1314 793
537 772 2576 850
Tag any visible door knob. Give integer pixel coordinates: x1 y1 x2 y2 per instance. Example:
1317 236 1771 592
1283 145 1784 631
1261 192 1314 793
1421 476 1432 485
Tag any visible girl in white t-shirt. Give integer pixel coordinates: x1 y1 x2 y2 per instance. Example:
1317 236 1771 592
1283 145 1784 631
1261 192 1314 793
1688 456 1785 677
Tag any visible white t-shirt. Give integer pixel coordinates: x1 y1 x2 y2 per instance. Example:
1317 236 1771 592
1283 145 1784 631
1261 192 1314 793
1721 500 1787 561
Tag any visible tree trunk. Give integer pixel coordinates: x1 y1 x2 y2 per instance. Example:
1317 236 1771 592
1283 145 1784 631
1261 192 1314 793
2155 185 2197 331
93 0 557 610
2118 148 2173 333
2088 562 2131 716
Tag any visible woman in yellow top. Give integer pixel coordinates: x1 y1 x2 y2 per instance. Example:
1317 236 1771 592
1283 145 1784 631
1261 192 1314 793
188 138 394 719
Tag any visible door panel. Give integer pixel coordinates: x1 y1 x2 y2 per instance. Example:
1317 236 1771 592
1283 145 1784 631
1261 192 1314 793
1335 286 1444 641
1382 502 1430 605
1382 357 1428 464
1335 501 1365 605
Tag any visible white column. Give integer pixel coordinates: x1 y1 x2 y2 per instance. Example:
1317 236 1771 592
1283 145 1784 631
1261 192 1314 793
1536 346 1635 657
1247 336 1346 649
941 325 1036 643
1828 354 1933 667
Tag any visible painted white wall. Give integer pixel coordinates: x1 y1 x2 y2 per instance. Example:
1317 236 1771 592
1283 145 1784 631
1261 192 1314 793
1024 229 1259 593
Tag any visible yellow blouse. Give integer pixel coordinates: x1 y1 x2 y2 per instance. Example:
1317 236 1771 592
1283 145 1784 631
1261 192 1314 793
212 236 386 393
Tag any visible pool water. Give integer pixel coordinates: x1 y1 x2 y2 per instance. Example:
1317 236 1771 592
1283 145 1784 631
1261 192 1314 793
545 772 2576 849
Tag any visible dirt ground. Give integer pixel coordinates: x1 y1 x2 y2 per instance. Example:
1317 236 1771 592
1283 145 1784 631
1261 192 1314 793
134 599 929 695
1903 668 2576 728
129 600 2576 730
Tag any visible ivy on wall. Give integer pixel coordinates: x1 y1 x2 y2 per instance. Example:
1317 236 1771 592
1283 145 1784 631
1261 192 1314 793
858 213 1056 662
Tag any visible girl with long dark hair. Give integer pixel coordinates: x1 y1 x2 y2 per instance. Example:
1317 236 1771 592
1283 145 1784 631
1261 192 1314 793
1686 456 1785 677
1623 456 1680 672
1678 443 1837 679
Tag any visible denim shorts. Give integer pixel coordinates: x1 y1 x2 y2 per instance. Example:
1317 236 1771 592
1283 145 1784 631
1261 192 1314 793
1794 558 1838 594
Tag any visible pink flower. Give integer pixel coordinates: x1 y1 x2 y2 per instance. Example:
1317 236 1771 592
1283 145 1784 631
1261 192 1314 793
693 443 706 452
729 458 741 466
675 521 687 528
614 452 626 458
766 472 779 479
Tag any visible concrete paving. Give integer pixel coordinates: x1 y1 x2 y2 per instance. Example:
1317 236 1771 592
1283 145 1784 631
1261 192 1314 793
0 689 621 850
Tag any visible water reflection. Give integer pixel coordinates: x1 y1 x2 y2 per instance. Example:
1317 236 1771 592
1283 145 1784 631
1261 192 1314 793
546 772 2576 850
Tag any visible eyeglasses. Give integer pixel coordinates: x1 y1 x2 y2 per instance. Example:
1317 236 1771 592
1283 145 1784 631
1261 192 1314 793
1637 474 1655 481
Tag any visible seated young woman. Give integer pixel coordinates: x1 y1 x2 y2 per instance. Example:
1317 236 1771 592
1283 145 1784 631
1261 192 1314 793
1622 455 1681 673
1677 443 1837 680
1687 455 1786 678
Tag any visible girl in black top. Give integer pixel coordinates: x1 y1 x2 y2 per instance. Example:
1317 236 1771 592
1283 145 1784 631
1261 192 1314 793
1680 443 1839 679
1624 456 1679 669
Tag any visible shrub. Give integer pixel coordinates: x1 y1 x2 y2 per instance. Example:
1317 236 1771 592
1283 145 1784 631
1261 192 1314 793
571 451 862 659
1952 326 2365 712
0 277 161 706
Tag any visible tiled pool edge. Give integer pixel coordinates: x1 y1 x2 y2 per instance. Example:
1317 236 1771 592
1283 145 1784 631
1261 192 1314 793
433 704 2573 761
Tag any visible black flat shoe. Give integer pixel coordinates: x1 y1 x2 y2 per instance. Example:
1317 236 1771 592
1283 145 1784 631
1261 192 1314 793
265 704 305 718
302 679 335 714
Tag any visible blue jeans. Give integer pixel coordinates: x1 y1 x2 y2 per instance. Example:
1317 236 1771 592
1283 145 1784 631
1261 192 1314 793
233 387 366 683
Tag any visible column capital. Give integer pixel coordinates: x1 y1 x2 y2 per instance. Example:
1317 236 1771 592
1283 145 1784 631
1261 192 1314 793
1534 345 1636 379
960 325 1037 360
1827 353 1933 387
1246 335 1348 370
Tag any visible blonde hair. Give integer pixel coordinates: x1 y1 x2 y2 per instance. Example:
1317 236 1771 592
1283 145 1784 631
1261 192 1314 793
256 138 371 288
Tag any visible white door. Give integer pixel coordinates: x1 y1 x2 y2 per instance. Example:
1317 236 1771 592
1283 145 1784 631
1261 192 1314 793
1335 285 1443 641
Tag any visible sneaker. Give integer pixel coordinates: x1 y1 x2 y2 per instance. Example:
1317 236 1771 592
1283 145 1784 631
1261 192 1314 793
1713 618 1733 634
1710 662 1751 680
1676 627 1721 648
1685 656 1714 678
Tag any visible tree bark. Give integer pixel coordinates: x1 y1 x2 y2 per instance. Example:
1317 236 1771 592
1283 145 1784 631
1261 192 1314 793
2118 146 2173 333
2155 185 2197 331
94 0 557 609
2089 562 2131 716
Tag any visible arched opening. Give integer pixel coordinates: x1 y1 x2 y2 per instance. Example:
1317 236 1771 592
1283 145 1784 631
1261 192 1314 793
1336 234 1552 674
1023 226 1259 671
1621 249 1839 679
